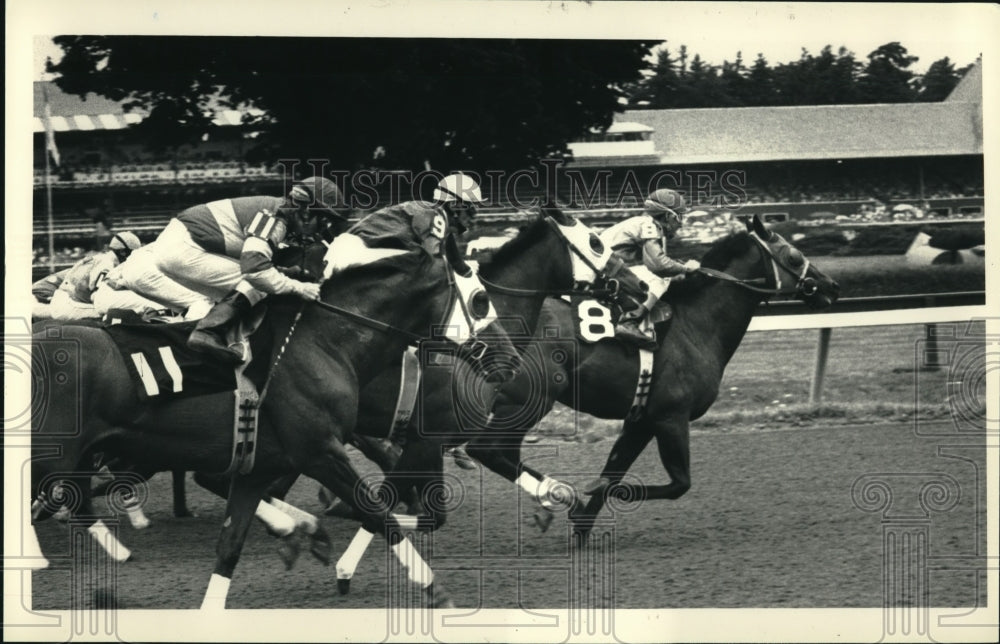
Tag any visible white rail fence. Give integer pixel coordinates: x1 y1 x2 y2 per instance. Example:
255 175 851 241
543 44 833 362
746 292 987 402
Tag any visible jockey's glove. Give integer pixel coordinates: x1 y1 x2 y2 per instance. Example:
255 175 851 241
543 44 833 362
683 259 701 273
292 281 322 301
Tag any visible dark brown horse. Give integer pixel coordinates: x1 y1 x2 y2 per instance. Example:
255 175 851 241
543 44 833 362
194 209 631 584
31 245 517 608
454 215 841 536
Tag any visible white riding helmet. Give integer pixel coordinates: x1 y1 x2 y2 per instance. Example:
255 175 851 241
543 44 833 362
434 173 483 205
109 231 142 252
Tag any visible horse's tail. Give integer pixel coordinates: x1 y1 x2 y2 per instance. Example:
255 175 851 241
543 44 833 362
31 324 138 499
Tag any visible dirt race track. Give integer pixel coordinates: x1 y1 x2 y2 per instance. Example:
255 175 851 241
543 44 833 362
32 419 987 613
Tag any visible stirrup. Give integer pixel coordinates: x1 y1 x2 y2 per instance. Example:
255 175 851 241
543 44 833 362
188 330 246 364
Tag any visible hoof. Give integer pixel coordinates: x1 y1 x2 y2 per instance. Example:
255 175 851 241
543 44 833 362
277 534 301 571
323 499 359 520
337 578 351 595
424 584 455 609
582 478 610 496
533 507 554 533
309 529 332 566
130 516 151 530
450 449 477 471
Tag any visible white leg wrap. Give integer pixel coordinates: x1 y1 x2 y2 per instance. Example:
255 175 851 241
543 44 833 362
336 527 375 580
87 520 132 562
391 513 420 530
268 498 319 535
516 472 563 509
516 471 542 498
201 573 231 610
391 537 434 588
255 500 295 537
125 505 151 530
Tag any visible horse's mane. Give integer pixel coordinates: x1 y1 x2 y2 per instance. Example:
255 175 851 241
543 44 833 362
322 248 438 295
476 215 550 277
664 230 755 302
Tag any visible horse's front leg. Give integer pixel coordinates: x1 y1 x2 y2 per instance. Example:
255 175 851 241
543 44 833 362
467 430 584 533
624 414 691 501
172 469 193 517
573 418 655 541
201 471 274 609
303 440 453 607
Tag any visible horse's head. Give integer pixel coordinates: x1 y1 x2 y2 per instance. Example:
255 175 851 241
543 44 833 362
316 236 519 385
742 214 840 309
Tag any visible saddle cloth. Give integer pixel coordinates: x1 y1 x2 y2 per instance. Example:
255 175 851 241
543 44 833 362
564 294 671 346
105 322 237 401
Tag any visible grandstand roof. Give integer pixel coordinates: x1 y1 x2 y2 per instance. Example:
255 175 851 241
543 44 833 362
32 81 259 133
620 99 982 164
945 58 982 102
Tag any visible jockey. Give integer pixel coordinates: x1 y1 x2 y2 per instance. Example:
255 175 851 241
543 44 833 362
48 232 143 320
140 175 347 364
599 188 700 347
349 172 483 264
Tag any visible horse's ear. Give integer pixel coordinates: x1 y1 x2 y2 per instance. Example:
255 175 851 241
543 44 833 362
751 214 773 240
541 204 570 225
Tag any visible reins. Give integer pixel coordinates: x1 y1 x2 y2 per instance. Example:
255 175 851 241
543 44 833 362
695 232 814 297
474 215 620 299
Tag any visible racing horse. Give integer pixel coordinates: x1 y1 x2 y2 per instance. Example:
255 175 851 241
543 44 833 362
193 208 631 582
30 240 518 609
457 214 841 537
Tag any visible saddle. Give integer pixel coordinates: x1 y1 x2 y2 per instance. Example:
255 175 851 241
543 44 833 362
104 308 267 475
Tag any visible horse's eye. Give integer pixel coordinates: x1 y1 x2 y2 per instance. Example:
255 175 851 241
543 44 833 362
589 234 604 256
470 290 490 319
787 248 804 267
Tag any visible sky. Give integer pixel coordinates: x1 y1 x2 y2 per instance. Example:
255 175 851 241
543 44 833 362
29 2 991 80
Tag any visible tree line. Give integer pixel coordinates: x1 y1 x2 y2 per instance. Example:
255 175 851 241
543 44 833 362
625 42 976 109
46 38 976 172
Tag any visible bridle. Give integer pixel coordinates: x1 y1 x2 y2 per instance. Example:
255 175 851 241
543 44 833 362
696 232 818 298
474 216 622 300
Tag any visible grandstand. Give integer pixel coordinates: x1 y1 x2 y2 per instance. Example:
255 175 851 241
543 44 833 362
32 60 984 278
562 59 984 228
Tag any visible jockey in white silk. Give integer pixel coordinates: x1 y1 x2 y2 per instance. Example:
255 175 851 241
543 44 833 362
598 188 700 347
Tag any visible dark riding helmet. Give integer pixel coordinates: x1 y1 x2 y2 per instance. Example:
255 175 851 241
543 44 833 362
644 188 688 224
288 176 347 221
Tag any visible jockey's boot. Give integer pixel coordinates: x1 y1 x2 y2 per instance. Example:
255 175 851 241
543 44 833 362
187 290 252 364
614 308 657 350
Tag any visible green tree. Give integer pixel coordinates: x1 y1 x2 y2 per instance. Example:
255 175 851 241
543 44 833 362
47 36 653 172
917 57 963 101
857 42 919 103
627 46 681 108
745 53 775 106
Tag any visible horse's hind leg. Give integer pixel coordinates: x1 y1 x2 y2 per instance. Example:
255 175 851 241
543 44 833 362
573 419 655 540
303 443 453 607
201 470 274 610
193 471 305 569
172 470 193 517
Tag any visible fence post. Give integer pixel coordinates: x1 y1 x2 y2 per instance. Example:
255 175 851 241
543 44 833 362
810 328 832 404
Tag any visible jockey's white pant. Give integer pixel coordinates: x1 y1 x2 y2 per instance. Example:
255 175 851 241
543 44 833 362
627 265 671 299
110 245 212 315
151 220 244 302
49 290 99 320
92 283 175 318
